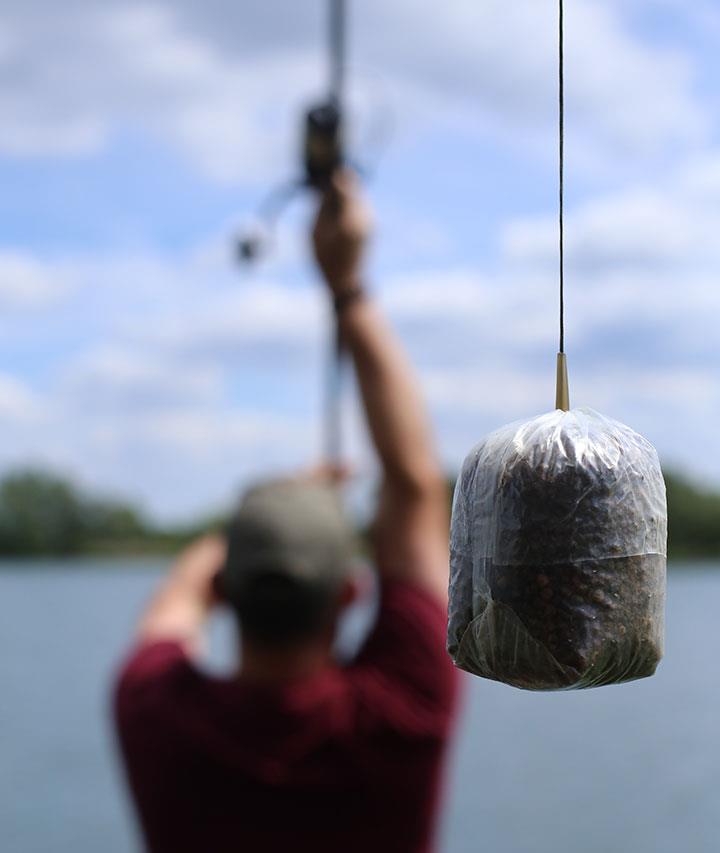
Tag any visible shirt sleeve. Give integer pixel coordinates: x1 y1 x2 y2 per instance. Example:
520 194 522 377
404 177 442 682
347 581 461 739
114 640 189 728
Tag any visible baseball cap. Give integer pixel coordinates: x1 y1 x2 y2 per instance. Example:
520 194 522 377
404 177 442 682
222 479 357 595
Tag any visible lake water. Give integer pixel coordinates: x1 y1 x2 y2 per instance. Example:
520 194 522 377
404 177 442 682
1 562 718 853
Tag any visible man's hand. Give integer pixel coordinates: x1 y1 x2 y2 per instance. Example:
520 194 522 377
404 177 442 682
137 534 227 655
312 170 372 295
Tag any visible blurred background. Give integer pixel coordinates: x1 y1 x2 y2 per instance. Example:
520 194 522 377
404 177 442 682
0 1 719 851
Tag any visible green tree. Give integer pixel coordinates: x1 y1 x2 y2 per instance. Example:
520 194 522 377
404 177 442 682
0 467 212 557
0 470 86 555
665 470 720 559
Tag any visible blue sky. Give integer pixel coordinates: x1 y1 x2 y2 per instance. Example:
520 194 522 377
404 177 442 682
1 0 719 520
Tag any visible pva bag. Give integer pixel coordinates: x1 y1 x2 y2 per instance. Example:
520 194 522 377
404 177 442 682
448 408 667 690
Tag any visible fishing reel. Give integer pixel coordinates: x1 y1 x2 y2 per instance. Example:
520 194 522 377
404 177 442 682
236 99 344 264
304 101 343 189
235 0 392 266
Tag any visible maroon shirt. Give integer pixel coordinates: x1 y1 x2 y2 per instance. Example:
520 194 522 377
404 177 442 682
114 581 461 853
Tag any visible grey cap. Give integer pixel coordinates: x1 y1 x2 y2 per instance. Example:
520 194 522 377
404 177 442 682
223 479 356 590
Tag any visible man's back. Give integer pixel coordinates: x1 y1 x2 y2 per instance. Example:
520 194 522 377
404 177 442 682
116 581 459 853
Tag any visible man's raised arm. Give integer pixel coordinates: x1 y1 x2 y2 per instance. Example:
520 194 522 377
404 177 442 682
312 171 449 603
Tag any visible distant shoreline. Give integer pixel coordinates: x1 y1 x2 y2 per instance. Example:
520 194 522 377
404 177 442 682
1 467 718 561
0 557 718 571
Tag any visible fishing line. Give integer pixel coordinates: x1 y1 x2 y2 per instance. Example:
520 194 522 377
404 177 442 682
555 0 570 411
558 0 565 356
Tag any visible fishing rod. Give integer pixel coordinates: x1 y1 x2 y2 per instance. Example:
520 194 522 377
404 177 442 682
322 0 346 474
237 0 348 470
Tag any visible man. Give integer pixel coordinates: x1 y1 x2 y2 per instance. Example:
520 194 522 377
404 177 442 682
114 171 461 853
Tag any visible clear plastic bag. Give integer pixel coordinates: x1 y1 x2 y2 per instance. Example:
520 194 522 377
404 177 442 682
448 408 667 690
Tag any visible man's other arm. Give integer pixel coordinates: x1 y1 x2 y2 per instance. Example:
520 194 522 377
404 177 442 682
131 534 226 654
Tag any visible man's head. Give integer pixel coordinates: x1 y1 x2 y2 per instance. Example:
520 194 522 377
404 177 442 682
216 479 357 649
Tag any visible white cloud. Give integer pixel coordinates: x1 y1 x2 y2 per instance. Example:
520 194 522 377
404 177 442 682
424 365 552 421
62 349 223 413
363 0 705 161
501 149 720 298
0 2 321 180
0 251 69 309
0 374 44 422
384 271 492 320
0 0 707 178
142 284 325 363
0 365 321 520
108 410 309 460
503 191 699 273
60 406 317 521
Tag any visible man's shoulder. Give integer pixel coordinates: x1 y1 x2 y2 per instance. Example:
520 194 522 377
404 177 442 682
114 640 193 730
343 580 461 739
357 579 451 665
376 578 448 623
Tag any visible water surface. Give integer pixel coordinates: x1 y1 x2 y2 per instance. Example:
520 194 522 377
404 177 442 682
1 562 718 853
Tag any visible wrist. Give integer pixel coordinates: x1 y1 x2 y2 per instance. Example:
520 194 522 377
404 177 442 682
333 281 367 316
325 269 361 294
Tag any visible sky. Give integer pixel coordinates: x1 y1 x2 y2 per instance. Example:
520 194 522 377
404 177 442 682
0 0 719 521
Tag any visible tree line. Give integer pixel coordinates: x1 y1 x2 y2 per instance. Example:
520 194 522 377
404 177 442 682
0 467 717 561
0 470 216 557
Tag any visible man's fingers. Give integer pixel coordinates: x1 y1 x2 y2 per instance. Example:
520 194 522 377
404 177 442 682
332 169 361 215
331 168 358 196
317 180 340 223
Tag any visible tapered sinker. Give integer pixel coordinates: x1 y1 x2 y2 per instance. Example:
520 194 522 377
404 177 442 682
448 407 667 691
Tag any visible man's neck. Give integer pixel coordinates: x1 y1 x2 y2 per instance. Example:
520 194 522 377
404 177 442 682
240 641 334 684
